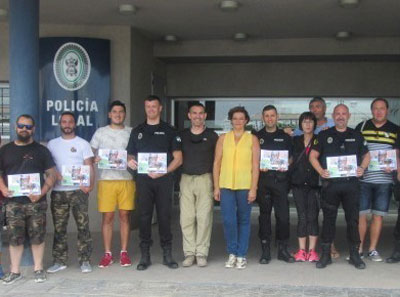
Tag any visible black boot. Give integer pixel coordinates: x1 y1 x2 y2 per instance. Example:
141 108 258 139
316 243 332 269
386 240 400 263
137 247 151 271
259 240 271 264
348 246 366 269
277 241 294 263
163 248 178 269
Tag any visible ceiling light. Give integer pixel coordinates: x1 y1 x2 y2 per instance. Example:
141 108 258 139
336 31 352 40
164 35 178 42
233 33 248 41
119 4 136 15
338 0 360 8
219 0 240 11
0 8 8 17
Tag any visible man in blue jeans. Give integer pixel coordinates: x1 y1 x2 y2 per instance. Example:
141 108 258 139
355 98 400 261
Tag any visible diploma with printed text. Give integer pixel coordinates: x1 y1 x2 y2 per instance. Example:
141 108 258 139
98 149 127 170
8 173 41 197
260 150 289 171
326 155 357 178
368 149 397 171
62 165 90 187
137 153 167 174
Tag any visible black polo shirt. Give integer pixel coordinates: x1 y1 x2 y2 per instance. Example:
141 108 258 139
179 128 218 175
256 128 293 157
127 121 182 169
312 126 369 169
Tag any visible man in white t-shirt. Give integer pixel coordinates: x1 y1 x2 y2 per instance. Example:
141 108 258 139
90 100 135 268
46 112 95 274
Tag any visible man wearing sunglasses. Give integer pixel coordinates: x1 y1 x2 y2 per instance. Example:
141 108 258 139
178 103 218 267
310 104 370 270
0 115 56 284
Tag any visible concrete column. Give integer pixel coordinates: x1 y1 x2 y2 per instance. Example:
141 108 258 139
9 0 40 140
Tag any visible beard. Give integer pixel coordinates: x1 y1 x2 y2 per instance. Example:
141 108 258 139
61 127 74 135
17 132 31 143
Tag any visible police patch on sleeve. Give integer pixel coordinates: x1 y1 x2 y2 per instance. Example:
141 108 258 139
363 140 367 146
327 137 333 144
260 138 264 145
138 133 143 140
176 136 182 142
313 139 318 145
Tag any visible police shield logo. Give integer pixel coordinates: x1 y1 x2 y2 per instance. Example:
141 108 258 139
313 139 318 145
138 133 143 140
327 137 333 144
260 138 264 145
176 136 182 142
53 42 91 91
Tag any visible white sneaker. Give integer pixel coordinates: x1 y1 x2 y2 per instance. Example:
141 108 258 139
47 263 67 273
368 250 383 262
236 257 247 269
80 261 93 273
225 254 236 268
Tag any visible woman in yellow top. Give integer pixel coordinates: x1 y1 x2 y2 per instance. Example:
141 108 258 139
213 106 260 269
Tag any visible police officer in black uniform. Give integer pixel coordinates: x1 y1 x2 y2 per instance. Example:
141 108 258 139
256 105 294 264
127 95 182 271
310 104 370 269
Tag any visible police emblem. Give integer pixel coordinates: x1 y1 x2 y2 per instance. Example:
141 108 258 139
138 133 143 140
327 137 333 144
260 138 264 145
313 139 318 145
176 136 182 142
53 42 91 91
70 147 77 153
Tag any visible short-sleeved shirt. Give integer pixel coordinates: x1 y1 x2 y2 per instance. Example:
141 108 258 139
312 126 369 170
355 119 400 184
293 118 335 136
256 128 293 159
179 128 218 175
127 121 182 173
90 125 133 181
0 141 55 204
48 136 94 191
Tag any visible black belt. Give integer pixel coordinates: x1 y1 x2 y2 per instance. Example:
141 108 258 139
324 177 358 184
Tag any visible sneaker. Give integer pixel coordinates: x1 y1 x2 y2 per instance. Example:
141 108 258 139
196 256 207 267
235 257 247 269
34 270 46 283
294 249 307 262
2 272 22 285
182 255 195 267
308 249 320 262
47 263 67 274
98 252 113 268
368 250 383 262
80 261 92 273
346 252 364 261
120 251 132 267
225 254 236 268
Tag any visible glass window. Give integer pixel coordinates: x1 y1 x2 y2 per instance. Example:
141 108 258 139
0 83 10 141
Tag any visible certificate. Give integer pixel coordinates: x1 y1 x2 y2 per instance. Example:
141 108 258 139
7 173 41 197
260 150 289 171
61 165 90 187
137 153 167 174
326 155 357 178
98 149 127 170
368 149 397 171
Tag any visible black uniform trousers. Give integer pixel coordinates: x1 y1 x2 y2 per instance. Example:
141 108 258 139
256 172 290 243
136 174 174 249
320 179 361 246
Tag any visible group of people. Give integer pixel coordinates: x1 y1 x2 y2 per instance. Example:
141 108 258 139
0 95 399 285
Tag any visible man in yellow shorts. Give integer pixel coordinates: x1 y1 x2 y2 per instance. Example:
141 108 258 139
90 100 135 268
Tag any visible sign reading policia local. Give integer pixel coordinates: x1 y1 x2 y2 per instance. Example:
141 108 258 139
40 37 110 141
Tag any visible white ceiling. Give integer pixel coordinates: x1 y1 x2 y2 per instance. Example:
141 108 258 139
0 0 399 40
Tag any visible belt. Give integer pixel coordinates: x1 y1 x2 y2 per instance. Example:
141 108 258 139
324 177 358 183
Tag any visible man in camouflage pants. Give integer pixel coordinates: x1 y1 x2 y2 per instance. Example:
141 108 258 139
47 112 95 273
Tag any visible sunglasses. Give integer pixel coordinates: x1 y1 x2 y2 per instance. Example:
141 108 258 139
17 123 34 130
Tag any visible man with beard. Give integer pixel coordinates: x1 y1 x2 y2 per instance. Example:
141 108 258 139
46 112 95 273
310 104 370 269
0 115 56 284
127 95 182 270
179 103 218 267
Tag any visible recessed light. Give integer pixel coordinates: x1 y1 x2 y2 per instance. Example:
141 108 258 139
338 0 359 8
0 8 8 17
219 0 240 11
164 35 178 42
233 33 248 41
119 4 136 15
336 31 352 40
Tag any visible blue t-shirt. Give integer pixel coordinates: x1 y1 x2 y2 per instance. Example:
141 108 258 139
293 118 335 136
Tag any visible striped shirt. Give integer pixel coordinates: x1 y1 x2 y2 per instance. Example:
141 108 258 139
356 119 400 184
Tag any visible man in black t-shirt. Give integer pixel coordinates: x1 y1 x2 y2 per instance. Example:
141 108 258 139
255 105 294 264
127 95 182 271
310 104 370 270
0 114 56 284
179 103 218 267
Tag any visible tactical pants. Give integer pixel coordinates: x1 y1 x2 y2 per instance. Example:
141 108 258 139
320 179 360 246
256 173 290 243
51 190 92 265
